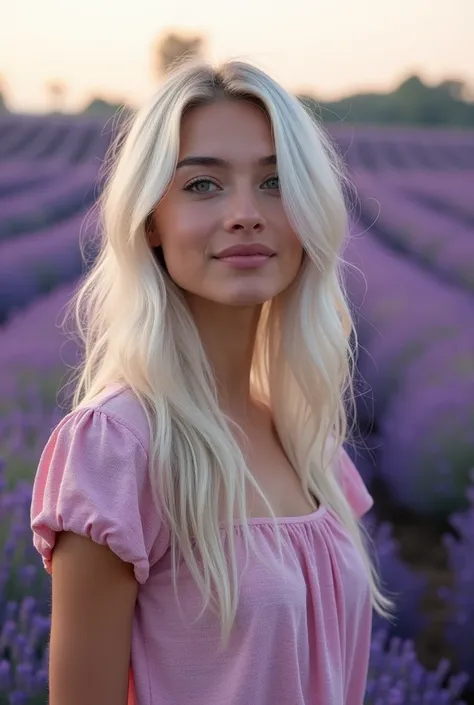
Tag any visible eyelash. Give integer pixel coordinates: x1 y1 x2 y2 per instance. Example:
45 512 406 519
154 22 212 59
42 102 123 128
183 175 280 193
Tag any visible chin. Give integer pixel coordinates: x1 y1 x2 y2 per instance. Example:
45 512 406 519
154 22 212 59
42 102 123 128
226 296 269 307
219 288 274 307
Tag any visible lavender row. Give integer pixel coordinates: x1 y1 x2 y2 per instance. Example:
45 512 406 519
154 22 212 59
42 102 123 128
441 468 474 683
0 163 101 241
330 125 474 172
351 169 474 221
344 230 474 517
10 120 105 163
0 208 97 324
379 332 474 518
352 171 474 293
0 115 111 164
379 171 474 223
0 460 57 704
0 280 78 370
0 161 70 199
366 627 469 704
344 228 474 420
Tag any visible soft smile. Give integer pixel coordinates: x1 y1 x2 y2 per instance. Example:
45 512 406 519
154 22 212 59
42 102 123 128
214 254 275 269
212 243 276 269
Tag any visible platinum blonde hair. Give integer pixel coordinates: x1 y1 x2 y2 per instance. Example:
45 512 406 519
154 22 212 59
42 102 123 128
63 56 395 648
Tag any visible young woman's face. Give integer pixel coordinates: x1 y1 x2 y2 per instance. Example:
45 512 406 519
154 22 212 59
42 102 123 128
149 99 303 307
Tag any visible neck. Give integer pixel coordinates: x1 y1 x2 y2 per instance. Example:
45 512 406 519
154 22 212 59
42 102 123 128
186 295 263 422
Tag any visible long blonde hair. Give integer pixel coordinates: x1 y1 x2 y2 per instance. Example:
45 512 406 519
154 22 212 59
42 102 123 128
62 56 395 648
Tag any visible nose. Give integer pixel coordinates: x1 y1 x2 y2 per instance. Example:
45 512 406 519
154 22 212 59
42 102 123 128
222 188 267 234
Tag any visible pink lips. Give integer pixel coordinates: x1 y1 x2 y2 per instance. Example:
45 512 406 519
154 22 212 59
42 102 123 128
213 243 276 269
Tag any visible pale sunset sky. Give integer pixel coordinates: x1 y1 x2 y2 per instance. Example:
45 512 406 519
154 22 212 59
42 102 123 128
1 0 472 114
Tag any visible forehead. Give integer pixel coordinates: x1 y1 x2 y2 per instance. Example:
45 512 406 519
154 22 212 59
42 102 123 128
178 100 275 161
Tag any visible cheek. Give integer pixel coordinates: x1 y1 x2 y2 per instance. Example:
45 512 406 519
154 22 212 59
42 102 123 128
284 233 304 270
280 239 304 289
158 225 211 291
160 215 209 262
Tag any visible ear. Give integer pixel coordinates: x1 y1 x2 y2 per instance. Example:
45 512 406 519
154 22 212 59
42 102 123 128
145 215 161 248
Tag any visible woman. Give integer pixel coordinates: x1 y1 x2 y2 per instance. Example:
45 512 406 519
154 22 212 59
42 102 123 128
30 57 394 705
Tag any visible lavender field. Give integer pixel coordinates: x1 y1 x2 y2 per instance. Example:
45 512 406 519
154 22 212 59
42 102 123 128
0 113 473 704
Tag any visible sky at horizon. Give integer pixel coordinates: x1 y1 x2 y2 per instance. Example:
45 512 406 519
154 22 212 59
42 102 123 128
1 0 472 114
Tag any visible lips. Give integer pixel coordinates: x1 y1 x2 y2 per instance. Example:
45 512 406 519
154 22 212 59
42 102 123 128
213 244 276 258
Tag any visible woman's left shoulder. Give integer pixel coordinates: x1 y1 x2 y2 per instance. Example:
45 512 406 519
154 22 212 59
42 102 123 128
336 445 374 519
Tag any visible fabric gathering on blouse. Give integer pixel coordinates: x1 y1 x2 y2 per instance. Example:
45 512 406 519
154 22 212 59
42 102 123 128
30 382 375 705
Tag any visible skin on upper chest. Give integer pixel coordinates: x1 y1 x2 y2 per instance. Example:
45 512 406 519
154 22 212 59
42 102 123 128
237 404 319 519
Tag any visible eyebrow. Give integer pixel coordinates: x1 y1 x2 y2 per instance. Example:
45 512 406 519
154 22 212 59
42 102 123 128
176 154 277 170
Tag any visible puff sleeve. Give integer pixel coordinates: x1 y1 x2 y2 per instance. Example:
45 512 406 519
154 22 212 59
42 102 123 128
30 407 161 584
338 446 374 519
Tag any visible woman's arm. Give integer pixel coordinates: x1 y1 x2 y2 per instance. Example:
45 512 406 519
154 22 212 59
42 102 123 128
49 531 138 705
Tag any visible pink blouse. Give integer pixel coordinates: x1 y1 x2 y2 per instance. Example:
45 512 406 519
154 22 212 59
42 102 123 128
31 383 374 705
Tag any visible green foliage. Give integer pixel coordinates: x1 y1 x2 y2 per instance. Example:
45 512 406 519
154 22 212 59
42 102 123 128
82 97 131 116
299 73 474 128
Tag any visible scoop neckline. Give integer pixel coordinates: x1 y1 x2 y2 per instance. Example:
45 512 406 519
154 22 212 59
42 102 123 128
105 381 330 529
219 503 328 529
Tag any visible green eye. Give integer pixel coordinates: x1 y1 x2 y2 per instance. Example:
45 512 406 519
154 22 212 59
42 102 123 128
263 176 279 189
184 178 219 193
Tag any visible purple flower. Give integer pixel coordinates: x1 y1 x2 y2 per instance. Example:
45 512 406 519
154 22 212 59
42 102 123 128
440 469 474 681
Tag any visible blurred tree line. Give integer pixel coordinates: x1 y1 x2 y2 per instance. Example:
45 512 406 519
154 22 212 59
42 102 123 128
299 75 474 128
1 32 473 128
